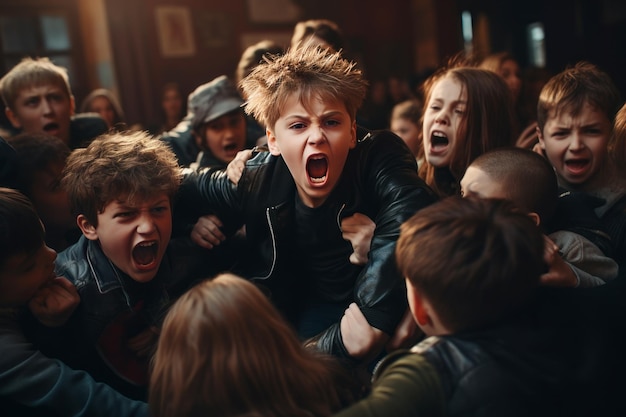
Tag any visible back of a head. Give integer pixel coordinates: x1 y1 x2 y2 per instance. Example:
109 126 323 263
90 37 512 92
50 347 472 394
236 40 284 86
471 147 558 222
61 131 181 226
151 273 344 417
0 57 72 110
0 187 44 269
291 19 344 52
240 45 367 130
537 61 621 132
396 197 544 332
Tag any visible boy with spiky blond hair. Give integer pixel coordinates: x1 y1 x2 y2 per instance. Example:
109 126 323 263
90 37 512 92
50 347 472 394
182 45 436 364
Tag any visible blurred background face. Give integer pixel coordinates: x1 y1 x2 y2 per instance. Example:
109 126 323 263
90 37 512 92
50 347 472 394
162 87 183 119
87 96 116 127
499 59 522 102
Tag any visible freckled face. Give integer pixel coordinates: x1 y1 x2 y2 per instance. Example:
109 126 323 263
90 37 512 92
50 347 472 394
422 76 467 168
81 194 172 283
6 84 74 146
538 102 611 191
267 93 356 208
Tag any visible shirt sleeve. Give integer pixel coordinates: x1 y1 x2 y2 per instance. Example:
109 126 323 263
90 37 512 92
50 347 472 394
332 352 445 417
0 315 149 417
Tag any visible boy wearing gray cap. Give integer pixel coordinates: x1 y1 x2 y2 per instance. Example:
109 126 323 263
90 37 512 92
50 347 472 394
162 76 247 169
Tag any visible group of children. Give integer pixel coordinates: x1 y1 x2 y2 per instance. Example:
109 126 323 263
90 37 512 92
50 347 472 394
0 28 625 417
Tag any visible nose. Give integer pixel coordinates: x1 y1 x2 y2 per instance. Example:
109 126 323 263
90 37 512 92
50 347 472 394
308 124 326 144
568 132 585 151
434 110 449 125
136 212 156 234
41 98 53 115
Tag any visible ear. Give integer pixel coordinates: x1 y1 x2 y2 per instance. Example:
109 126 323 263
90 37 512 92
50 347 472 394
349 120 357 149
406 280 431 327
536 126 545 149
266 128 281 156
5 107 21 129
76 214 98 241
527 211 541 227
69 94 75 116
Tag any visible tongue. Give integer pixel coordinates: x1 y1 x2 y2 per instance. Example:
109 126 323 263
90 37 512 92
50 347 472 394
567 160 588 173
133 245 156 266
308 158 327 178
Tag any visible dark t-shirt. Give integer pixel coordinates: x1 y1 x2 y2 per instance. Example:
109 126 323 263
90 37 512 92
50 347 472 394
294 194 361 303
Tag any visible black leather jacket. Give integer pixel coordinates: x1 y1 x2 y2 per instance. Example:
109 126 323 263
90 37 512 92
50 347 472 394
180 129 436 359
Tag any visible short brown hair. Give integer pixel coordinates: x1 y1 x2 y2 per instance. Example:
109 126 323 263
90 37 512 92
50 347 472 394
150 273 351 417
62 131 181 226
0 57 72 110
469 147 558 222
396 197 543 332
537 61 621 132
240 46 367 130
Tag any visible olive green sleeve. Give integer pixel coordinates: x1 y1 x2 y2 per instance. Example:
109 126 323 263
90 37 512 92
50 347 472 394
332 353 445 417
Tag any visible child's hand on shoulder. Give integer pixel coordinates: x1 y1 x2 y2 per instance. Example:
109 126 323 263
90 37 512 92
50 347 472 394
28 276 80 327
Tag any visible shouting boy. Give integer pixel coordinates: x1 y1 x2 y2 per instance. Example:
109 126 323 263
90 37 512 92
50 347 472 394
180 46 436 364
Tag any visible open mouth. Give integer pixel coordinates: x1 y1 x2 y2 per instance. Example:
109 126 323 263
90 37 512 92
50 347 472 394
306 155 328 184
224 143 239 152
430 131 449 150
565 159 590 175
132 241 159 269
43 122 60 133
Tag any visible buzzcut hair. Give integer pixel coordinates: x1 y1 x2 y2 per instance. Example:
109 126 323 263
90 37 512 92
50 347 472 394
0 187 45 269
239 45 368 130
61 130 181 226
537 61 621 132
469 147 558 222
0 57 72 110
396 197 543 332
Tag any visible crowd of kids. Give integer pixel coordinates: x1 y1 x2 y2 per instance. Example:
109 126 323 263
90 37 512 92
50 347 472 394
1 14 626 417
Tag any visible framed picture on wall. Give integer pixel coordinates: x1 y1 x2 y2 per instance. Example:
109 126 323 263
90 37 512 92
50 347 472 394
155 6 196 58
246 0 302 24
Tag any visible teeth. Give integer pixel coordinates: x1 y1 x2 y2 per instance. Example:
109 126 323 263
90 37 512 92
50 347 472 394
310 176 326 183
138 241 155 247
432 131 447 138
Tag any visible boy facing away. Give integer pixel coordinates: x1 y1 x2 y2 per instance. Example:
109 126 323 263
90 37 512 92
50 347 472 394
535 61 626 270
0 187 148 417
180 45 436 364
54 131 220 400
0 57 106 149
460 147 617 287
334 197 626 417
